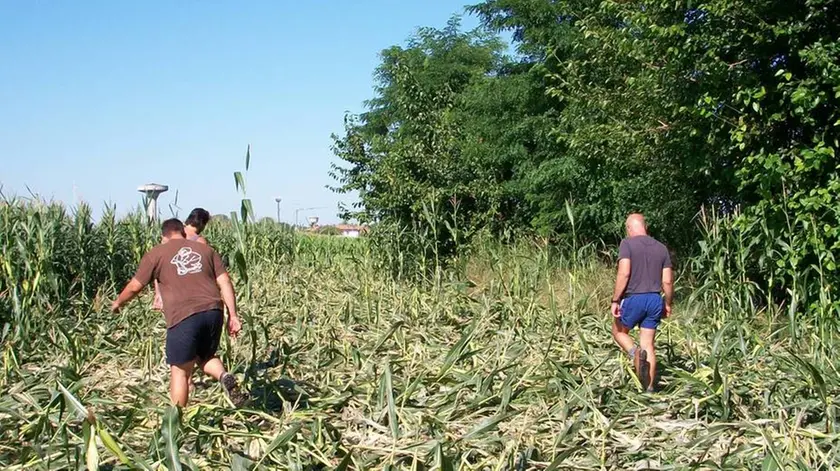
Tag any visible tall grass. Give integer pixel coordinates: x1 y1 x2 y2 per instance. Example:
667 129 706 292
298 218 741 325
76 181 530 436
0 196 838 469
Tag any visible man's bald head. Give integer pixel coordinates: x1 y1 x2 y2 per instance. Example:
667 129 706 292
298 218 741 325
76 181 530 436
625 213 648 237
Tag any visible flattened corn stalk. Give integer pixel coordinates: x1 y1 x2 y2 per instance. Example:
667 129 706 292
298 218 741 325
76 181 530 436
0 194 838 469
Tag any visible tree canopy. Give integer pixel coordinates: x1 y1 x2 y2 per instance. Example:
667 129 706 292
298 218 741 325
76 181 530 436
332 1 840 308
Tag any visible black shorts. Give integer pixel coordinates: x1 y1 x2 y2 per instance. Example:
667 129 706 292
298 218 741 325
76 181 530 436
166 309 224 365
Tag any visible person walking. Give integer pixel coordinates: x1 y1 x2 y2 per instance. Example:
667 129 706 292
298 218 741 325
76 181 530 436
112 218 245 407
610 213 674 392
153 207 211 310
183 207 211 244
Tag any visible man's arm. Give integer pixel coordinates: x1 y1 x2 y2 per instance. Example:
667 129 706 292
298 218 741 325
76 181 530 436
112 278 146 312
112 251 156 313
611 259 631 317
662 267 674 316
612 259 631 301
216 272 242 337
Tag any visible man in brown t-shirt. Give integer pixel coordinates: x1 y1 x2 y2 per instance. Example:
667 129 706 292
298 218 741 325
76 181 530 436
152 207 211 310
111 218 245 407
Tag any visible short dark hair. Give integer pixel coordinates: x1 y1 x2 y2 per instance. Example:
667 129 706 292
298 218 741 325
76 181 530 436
161 218 186 238
185 208 211 234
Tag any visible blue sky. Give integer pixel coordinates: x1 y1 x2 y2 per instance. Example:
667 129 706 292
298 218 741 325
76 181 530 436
0 1 480 224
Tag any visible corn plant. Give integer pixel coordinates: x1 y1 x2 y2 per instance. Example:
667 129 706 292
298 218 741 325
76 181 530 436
1 187 839 469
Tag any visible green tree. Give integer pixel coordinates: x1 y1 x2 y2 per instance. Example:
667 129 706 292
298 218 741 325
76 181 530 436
471 0 739 249
333 1 840 320
331 17 508 257
472 0 840 316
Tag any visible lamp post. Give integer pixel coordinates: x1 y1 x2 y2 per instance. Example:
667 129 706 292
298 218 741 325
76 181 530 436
274 197 282 223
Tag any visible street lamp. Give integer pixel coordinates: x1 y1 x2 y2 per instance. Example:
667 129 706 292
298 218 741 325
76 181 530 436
274 197 282 223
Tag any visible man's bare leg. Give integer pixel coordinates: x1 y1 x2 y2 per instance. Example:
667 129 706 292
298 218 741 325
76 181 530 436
198 356 244 405
198 357 226 380
639 328 657 390
170 361 195 407
612 317 635 353
614 318 647 383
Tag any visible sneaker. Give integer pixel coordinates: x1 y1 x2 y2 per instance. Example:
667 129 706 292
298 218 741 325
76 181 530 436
221 373 246 407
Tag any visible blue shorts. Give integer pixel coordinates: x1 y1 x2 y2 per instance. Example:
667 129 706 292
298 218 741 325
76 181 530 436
619 293 664 330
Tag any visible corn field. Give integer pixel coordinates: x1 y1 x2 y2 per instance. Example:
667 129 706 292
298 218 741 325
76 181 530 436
1 197 839 470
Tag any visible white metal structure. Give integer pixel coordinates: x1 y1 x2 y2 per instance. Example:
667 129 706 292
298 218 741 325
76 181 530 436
137 183 168 222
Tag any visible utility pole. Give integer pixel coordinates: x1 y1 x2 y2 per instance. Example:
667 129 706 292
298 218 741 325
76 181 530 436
274 197 282 223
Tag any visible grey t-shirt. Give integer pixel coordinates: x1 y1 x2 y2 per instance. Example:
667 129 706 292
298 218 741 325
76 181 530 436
618 235 672 295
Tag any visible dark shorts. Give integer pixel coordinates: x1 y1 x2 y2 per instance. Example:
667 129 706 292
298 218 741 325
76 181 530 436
166 309 224 365
619 293 664 330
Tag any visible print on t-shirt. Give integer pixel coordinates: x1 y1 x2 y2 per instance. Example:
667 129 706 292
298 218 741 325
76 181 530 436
170 247 203 275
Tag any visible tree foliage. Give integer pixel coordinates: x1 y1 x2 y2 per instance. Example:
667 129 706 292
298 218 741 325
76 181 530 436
331 1 840 311
331 19 503 229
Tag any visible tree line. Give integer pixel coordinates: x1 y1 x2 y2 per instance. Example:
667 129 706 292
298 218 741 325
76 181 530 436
330 1 840 313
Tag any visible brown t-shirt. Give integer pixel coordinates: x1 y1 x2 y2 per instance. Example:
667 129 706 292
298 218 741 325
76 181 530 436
134 239 227 328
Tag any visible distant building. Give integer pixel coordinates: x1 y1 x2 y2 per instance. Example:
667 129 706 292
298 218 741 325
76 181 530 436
336 224 365 238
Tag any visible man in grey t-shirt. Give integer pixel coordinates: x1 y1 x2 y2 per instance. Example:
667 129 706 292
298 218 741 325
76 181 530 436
610 213 674 392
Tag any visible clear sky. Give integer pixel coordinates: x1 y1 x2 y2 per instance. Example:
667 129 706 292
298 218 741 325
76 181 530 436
0 1 480 224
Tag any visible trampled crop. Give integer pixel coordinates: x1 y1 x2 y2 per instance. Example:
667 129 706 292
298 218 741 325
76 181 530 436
1 198 838 469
